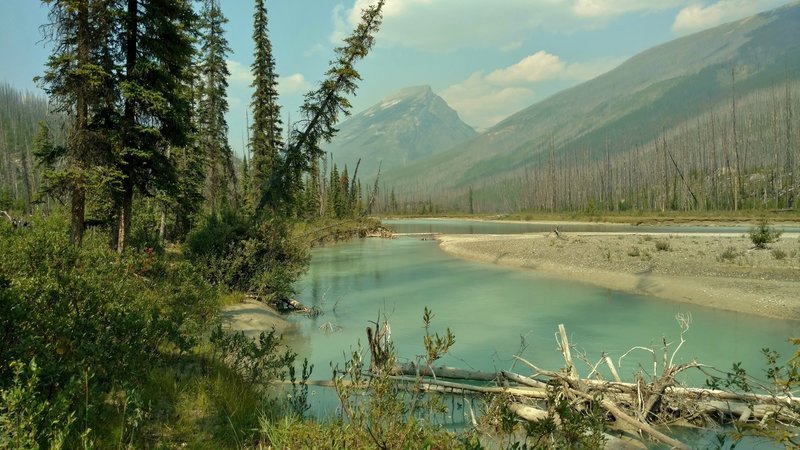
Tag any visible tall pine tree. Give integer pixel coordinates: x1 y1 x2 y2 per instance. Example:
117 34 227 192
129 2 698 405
198 0 236 215
112 0 196 253
256 0 385 216
249 0 283 212
37 0 115 245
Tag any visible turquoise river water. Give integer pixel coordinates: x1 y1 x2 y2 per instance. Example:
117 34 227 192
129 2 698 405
277 219 798 444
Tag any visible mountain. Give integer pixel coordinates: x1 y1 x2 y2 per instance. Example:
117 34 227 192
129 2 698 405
324 85 476 178
382 2 800 200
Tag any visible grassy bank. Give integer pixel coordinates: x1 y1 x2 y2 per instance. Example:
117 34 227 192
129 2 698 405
0 214 469 448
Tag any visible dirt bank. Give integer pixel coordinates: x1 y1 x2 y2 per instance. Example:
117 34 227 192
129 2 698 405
438 232 800 320
221 298 295 338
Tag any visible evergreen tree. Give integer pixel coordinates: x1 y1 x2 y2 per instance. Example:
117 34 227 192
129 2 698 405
113 0 196 252
256 0 385 215
249 0 283 210
198 0 236 215
338 165 349 217
328 163 340 218
37 0 115 245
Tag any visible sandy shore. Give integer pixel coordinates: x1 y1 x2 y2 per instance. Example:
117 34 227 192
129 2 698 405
221 299 294 338
438 231 800 320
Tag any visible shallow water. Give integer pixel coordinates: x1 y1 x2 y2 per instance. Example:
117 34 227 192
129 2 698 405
286 236 798 387
277 221 797 447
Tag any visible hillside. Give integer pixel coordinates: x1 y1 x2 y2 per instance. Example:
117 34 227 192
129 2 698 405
381 2 800 203
0 82 61 212
323 85 476 178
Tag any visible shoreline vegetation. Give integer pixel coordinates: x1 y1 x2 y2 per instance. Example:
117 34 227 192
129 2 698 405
434 221 800 320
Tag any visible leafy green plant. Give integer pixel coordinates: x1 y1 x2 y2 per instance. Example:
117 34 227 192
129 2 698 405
286 359 313 419
0 215 218 446
186 212 310 300
749 219 782 249
0 360 74 450
209 325 296 386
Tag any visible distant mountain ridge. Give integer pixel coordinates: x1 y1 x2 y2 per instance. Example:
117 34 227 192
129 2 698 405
381 1 800 198
323 85 476 178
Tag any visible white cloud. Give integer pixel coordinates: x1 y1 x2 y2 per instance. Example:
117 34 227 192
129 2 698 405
278 73 310 95
572 0 685 18
671 0 786 34
333 0 703 51
441 73 536 129
486 51 567 85
226 59 252 85
441 51 621 128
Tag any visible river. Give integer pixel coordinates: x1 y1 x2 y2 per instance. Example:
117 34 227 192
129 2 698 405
278 219 798 443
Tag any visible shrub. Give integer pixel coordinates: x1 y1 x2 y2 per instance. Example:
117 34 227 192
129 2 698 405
655 240 671 251
186 211 310 299
209 325 296 386
0 360 74 449
717 246 739 262
771 248 787 260
749 219 782 249
0 215 217 446
627 246 641 257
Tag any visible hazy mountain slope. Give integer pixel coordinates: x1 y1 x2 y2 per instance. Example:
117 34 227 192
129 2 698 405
383 2 800 195
324 85 476 178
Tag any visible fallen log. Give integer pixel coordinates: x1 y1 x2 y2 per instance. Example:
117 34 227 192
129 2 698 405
393 362 498 382
388 375 549 398
508 402 550 422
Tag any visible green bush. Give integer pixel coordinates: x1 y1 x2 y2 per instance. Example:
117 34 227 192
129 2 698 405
186 211 310 299
0 215 217 446
0 360 74 449
655 240 671 251
209 325 296 386
749 219 782 249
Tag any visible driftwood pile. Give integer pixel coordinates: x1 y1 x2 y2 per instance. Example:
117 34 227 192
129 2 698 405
366 318 799 449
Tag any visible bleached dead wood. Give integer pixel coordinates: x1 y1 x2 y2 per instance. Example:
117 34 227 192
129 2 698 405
392 362 498 382
361 319 799 448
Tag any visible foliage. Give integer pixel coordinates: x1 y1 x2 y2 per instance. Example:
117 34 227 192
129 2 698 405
249 0 283 211
198 0 237 214
257 0 385 215
655 239 671 251
706 341 800 447
483 391 607 450
749 218 783 249
261 308 465 449
0 215 217 446
209 325 296 385
718 246 739 262
185 211 311 298
771 248 787 260
0 360 74 449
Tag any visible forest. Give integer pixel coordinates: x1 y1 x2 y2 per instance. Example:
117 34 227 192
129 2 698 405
1 1 799 449
377 76 800 217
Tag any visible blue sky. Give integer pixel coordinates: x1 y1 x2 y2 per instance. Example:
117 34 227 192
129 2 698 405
0 0 793 155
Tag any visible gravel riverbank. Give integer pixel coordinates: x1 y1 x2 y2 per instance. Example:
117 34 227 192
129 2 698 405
438 231 800 320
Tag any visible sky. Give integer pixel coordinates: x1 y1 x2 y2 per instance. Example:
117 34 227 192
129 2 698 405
0 0 794 156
